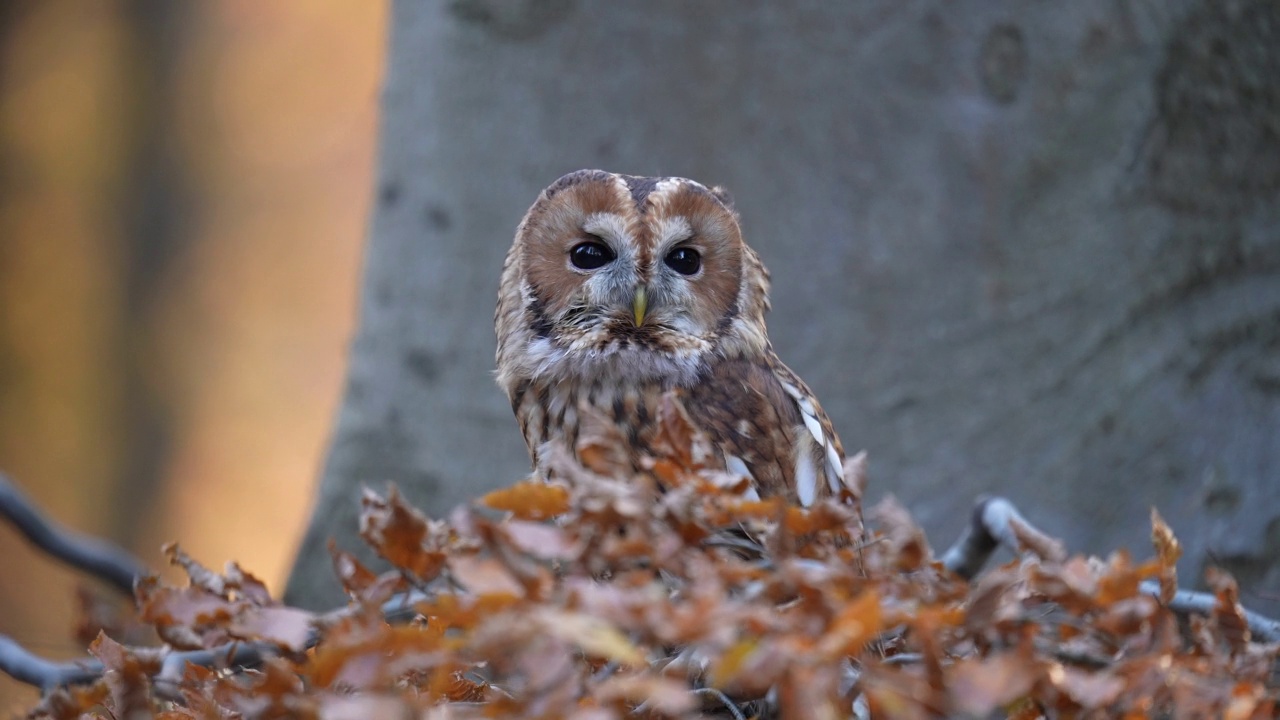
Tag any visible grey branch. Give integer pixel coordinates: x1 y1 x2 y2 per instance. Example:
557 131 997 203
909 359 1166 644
940 495 1067 579
940 494 1280 644
1138 580 1280 644
0 634 101 692
0 472 149 595
0 589 434 695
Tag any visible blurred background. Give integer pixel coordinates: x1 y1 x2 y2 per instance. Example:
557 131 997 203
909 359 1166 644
0 1 385 708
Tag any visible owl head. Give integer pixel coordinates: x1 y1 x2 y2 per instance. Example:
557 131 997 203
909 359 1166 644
496 170 772 390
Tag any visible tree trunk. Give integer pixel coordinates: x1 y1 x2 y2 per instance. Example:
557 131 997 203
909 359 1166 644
286 0 1280 612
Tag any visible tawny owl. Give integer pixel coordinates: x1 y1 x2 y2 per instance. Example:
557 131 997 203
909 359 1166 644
495 169 845 507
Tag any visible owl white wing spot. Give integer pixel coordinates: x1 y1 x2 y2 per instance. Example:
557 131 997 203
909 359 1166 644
824 443 843 493
779 378 841 497
793 437 818 507
724 453 752 480
724 453 761 500
801 412 825 449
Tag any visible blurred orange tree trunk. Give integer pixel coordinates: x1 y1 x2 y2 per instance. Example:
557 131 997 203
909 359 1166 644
0 1 384 709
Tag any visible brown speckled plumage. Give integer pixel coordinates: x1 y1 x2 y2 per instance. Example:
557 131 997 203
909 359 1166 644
496 170 845 506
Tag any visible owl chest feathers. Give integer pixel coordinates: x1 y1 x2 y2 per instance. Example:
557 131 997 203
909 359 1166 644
507 353 844 508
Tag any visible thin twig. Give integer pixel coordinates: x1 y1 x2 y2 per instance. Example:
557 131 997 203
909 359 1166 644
691 687 747 720
0 472 149 594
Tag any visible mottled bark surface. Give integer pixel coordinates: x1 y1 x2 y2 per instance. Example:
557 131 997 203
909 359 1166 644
287 0 1280 611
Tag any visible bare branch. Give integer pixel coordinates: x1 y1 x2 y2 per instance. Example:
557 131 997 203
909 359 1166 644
940 496 1066 580
0 634 101 692
691 687 747 720
1139 579 1280 644
0 472 149 594
2 632 280 697
938 495 1280 643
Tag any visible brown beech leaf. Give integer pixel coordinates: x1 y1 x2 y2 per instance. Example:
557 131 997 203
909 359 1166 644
315 695 419 720
1207 567 1251 652
576 403 633 477
1095 551 1145 606
481 480 571 520
135 577 236 649
869 495 931 571
449 555 525 598
1150 508 1181 603
227 605 315 653
360 485 447 579
595 674 696 715
647 391 714 471
222 562 274 605
538 610 646 666
33 680 113 719
328 540 379 595
163 542 227 596
946 646 1041 717
89 632 159 718
841 450 868 501
817 589 882 659
501 519 577 560
1049 664 1126 710
1028 557 1098 614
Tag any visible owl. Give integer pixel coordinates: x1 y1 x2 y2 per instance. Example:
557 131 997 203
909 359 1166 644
495 169 845 507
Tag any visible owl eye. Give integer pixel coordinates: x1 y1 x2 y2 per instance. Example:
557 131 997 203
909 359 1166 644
570 239 615 270
664 247 701 275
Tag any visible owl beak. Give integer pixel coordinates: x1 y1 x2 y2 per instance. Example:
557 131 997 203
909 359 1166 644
632 285 648 326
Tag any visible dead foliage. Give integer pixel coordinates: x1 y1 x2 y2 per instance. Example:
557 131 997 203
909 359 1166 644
20 407 1280 719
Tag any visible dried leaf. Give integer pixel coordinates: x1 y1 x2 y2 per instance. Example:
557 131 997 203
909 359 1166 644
328 541 380 595
227 605 315 652
595 674 695 714
501 519 577 560
223 562 274 605
946 647 1041 716
481 480 571 520
163 543 227 596
817 589 882 659
1049 664 1125 710
449 555 525 598
870 495 931 571
538 610 646 666
1150 508 1181 603
1207 567 1251 653
576 403 633 477
360 486 447 579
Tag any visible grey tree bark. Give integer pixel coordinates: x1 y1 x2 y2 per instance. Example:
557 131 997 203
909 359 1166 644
286 0 1280 612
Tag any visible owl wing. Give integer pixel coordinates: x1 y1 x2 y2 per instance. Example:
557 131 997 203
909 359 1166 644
685 354 845 506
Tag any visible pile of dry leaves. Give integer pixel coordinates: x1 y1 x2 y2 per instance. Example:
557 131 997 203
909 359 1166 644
15 397 1280 718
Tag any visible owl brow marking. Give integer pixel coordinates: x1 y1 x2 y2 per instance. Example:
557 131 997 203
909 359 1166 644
581 213 630 247
652 215 694 253
621 174 661 211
